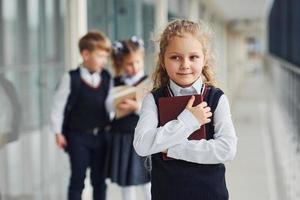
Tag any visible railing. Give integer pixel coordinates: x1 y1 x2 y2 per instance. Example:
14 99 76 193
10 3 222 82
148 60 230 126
266 55 300 200
268 55 300 144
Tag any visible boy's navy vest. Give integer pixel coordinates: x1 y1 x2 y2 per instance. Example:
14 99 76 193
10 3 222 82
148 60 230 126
62 68 111 138
110 75 147 134
150 85 229 200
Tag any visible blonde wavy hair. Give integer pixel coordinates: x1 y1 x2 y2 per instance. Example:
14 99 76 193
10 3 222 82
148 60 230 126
152 19 217 90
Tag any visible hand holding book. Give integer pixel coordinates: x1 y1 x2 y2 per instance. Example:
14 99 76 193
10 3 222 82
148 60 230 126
116 98 139 113
112 77 151 119
185 95 212 126
158 93 212 160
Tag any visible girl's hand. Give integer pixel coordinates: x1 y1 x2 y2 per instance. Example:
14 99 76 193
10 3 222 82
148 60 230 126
117 98 139 112
185 95 212 125
55 133 67 149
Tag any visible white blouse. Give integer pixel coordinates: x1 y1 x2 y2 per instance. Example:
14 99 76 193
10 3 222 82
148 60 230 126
133 77 238 164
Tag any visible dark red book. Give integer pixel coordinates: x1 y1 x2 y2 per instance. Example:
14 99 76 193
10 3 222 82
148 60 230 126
158 94 207 160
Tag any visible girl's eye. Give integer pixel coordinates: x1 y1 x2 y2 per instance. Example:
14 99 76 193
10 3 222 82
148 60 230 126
190 55 199 60
170 56 180 60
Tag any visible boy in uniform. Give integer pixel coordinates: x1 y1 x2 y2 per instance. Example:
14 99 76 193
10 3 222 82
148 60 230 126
51 31 112 200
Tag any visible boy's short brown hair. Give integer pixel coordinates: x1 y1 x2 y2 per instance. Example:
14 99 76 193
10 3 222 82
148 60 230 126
79 31 111 53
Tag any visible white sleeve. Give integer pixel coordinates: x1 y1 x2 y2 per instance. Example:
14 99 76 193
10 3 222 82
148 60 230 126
50 73 71 134
133 93 201 157
167 94 238 164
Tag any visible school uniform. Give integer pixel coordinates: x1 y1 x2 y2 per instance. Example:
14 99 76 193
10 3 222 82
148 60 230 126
133 77 238 200
106 71 151 186
51 66 113 200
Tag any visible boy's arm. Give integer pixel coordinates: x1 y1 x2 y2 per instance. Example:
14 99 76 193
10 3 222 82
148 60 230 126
51 73 71 135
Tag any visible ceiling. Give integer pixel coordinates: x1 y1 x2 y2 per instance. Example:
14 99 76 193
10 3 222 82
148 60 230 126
203 0 273 21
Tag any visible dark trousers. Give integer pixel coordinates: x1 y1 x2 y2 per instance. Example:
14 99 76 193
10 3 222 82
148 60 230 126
67 132 107 200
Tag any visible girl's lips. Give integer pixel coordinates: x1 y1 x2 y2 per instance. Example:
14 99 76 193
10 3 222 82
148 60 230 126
177 73 193 75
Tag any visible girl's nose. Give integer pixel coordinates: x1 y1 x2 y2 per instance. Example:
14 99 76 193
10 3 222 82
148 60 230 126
180 58 191 69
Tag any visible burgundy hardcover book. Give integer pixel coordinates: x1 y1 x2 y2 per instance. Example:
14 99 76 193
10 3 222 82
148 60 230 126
158 94 207 160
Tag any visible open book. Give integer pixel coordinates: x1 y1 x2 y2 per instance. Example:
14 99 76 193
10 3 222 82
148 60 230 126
111 78 152 119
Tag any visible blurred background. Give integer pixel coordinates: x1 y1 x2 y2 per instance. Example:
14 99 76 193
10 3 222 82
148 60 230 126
0 0 299 199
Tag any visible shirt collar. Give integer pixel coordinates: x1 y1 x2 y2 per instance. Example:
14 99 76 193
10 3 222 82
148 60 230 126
79 65 101 87
169 77 203 96
123 70 145 86
79 65 100 77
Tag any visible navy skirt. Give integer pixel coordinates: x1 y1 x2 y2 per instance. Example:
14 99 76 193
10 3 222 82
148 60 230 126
106 131 150 186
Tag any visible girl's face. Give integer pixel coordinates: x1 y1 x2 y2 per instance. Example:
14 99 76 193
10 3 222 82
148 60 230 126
163 33 205 88
123 51 144 77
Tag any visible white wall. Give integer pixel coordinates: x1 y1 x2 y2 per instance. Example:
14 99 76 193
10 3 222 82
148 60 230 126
65 0 87 70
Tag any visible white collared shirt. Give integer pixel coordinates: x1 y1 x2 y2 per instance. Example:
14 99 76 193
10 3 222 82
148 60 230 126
169 77 202 96
123 71 145 86
133 77 238 164
80 66 102 87
50 66 114 134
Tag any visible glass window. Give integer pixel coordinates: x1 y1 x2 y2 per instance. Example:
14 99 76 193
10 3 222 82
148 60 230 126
0 0 66 198
0 0 66 138
87 0 155 74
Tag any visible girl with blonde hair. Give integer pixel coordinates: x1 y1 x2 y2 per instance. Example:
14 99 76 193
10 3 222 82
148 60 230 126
134 19 237 200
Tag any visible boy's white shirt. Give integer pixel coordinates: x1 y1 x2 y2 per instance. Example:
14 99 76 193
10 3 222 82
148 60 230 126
50 66 114 134
133 77 238 164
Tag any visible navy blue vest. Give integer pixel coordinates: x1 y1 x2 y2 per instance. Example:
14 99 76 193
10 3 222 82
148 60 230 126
151 85 229 200
110 75 148 134
62 68 111 136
